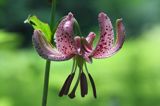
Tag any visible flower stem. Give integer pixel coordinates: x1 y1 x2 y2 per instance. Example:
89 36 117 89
42 0 56 106
50 0 56 32
74 19 82 36
42 60 51 106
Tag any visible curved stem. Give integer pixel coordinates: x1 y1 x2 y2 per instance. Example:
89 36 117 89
68 67 81 98
74 69 81 91
71 58 76 73
84 62 89 74
71 57 78 73
74 19 82 36
42 0 56 106
84 62 97 98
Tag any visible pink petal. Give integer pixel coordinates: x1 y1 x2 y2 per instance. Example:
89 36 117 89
74 36 92 63
92 12 114 58
81 38 93 63
83 51 92 63
83 55 92 63
93 18 125 58
55 12 77 55
81 37 93 53
32 30 74 61
74 36 81 55
111 19 125 53
86 32 96 46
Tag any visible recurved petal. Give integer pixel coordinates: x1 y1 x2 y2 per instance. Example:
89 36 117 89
32 30 74 61
55 12 77 55
93 19 125 58
86 32 96 46
92 12 114 58
74 36 81 54
82 37 93 53
110 19 125 54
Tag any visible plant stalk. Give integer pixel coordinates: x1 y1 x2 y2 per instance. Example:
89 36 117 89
42 60 51 106
42 0 56 106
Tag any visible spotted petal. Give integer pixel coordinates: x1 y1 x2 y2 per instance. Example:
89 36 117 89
55 12 77 55
32 30 74 61
93 18 125 58
86 32 96 46
109 19 125 55
81 38 93 63
92 12 114 58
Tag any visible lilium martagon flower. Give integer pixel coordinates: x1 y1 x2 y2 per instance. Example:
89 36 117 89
32 12 125 99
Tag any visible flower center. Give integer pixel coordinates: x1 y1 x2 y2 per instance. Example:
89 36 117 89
74 36 93 63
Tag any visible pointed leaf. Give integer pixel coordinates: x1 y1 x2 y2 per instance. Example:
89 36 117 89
25 15 52 41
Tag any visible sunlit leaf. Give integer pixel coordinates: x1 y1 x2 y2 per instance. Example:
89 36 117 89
24 15 52 41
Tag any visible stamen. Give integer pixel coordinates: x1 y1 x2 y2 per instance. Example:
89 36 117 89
80 71 88 97
71 58 76 73
84 62 89 74
88 73 97 98
59 73 74 97
59 59 77 96
63 73 75 95
68 68 81 99
84 62 97 98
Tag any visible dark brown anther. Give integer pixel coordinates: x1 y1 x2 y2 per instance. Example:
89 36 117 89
59 73 75 97
68 91 76 99
68 71 80 99
80 72 88 97
88 73 97 98
64 73 75 95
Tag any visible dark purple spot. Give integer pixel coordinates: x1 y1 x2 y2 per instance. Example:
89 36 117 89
108 34 111 36
103 32 107 35
104 42 107 45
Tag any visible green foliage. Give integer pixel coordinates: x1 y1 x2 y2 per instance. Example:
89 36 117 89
24 15 52 42
1 0 160 37
0 30 22 49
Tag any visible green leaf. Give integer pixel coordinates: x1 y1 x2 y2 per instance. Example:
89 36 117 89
24 15 52 42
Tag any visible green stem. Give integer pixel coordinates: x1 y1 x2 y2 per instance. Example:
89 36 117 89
50 0 56 32
42 0 56 106
84 62 89 74
42 60 51 106
71 58 76 73
73 68 81 91
74 19 82 36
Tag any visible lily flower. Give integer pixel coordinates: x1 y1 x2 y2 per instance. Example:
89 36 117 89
32 12 125 98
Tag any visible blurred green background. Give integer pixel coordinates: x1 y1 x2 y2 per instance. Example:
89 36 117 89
0 0 160 106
